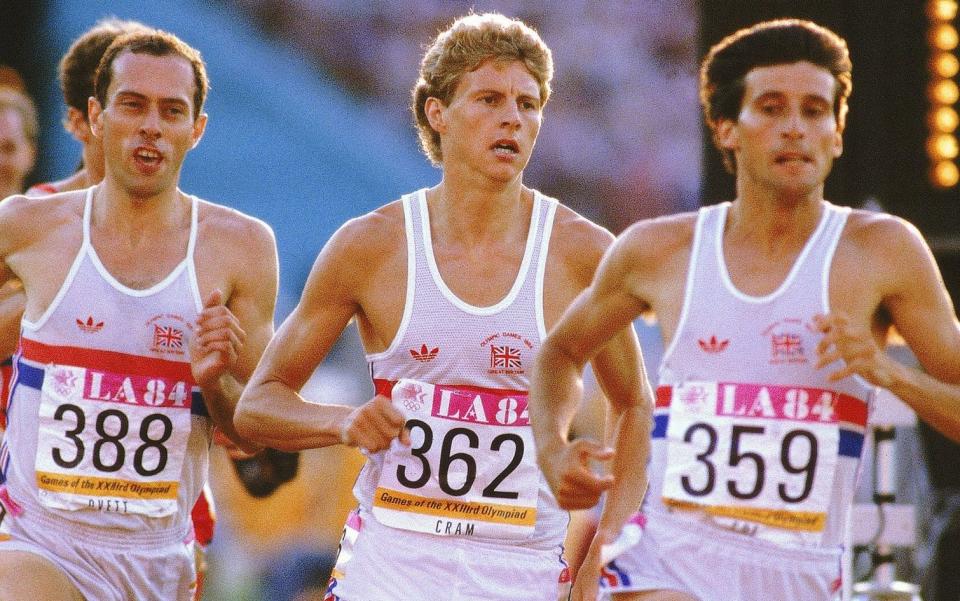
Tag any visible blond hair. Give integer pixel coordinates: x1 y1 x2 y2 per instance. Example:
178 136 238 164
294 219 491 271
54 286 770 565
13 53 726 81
411 13 553 165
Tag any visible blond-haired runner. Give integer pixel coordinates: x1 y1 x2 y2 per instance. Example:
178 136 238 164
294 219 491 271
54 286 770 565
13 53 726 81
529 18 960 601
236 12 651 601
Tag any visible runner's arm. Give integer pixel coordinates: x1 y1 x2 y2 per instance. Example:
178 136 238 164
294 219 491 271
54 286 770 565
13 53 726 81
0 196 31 358
531 233 654 601
236 215 406 452
0 281 24 358
192 217 278 453
817 217 960 441
530 230 651 515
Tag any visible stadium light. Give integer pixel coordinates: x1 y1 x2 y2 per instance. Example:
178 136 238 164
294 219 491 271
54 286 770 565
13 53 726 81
933 160 960 187
931 52 960 78
929 106 959 132
928 0 958 21
928 1 959 189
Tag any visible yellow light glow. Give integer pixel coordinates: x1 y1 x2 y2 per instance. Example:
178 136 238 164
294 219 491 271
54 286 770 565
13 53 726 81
930 24 959 50
930 80 960 104
928 0 959 21
928 133 960 159
931 52 960 78
932 160 960 187
930 106 960 132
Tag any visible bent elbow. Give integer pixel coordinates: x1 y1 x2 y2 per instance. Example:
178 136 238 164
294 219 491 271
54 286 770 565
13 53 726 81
234 396 267 444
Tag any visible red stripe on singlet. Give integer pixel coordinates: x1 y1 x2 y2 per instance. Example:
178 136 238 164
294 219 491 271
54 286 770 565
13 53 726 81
655 384 867 427
19 337 195 383
26 182 60 195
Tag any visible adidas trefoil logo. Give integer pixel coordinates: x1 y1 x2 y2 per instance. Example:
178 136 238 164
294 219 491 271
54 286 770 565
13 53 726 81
410 344 439 363
76 316 104 334
698 335 729 353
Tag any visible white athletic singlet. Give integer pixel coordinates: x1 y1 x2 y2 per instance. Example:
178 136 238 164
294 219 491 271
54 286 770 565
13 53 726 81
648 201 875 549
0 187 211 542
354 188 566 548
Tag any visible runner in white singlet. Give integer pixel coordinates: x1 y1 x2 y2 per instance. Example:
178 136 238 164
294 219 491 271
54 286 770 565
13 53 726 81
0 30 277 601
529 19 960 601
236 13 651 601
11 21 297 599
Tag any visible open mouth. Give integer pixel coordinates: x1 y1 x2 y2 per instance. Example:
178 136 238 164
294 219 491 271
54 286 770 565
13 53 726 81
774 152 811 164
133 146 164 171
492 139 519 155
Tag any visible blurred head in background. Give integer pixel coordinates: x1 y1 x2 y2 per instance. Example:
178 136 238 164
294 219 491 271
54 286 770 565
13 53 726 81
56 17 150 185
0 68 37 198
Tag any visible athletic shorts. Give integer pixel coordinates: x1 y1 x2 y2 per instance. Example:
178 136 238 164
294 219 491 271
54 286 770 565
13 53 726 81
0 500 196 601
325 506 571 601
599 513 842 601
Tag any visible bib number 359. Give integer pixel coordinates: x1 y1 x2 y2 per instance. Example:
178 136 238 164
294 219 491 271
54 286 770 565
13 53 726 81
678 422 819 504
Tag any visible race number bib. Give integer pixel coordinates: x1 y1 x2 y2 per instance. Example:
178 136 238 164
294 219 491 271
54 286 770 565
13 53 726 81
34 364 192 517
661 381 840 535
373 379 539 539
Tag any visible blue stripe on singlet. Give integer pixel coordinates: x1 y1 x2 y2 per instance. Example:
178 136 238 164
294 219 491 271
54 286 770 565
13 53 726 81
15 359 209 417
652 414 668 438
600 559 632 588
0 440 8 486
839 429 864 458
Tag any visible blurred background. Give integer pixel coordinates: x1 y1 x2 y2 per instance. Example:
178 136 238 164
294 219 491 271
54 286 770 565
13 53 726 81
1 1 958 599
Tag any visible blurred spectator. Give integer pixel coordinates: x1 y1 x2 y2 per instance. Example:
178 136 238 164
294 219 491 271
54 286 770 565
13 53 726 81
0 65 28 92
0 67 36 417
0 67 37 199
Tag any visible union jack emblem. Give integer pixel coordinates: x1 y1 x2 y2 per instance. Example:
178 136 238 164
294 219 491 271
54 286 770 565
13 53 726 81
772 333 803 356
490 345 522 369
153 325 184 349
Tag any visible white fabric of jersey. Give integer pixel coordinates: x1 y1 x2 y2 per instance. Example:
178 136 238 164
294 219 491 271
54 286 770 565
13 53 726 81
332 188 569 601
603 201 875 597
0 186 210 547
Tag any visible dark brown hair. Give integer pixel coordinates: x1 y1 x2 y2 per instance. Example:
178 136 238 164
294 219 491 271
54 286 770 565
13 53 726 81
700 19 852 172
95 29 209 120
60 18 149 120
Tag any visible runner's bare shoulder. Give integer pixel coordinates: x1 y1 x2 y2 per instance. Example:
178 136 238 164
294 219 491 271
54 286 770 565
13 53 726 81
0 190 85 254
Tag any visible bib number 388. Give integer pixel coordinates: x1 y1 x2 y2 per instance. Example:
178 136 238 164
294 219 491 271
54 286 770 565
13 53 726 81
34 364 191 517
